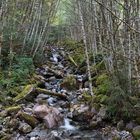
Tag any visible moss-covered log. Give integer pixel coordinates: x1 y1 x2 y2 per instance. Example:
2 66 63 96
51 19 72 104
35 88 67 100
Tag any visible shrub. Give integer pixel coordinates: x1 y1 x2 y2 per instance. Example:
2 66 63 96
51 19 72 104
94 73 111 95
0 56 35 99
107 85 134 119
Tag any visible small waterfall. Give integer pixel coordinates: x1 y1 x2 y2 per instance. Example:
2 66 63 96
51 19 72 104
60 118 76 130
52 53 58 63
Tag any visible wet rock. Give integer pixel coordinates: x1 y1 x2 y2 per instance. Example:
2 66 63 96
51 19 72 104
47 130 62 140
60 118 76 130
47 97 57 106
132 125 140 138
23 108 33 114
117 120 124 131
120 131 134 140
97 106 107 119
16 136 26 140
27 129 48 138
19 122 32 134
30 137 40 140
36 94 49 100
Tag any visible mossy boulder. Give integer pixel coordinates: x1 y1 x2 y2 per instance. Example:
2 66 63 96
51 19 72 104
61 75 77 90
18 112 38 128
13 85 34 102
132 126 140 139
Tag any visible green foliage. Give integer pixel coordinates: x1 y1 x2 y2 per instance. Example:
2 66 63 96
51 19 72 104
91 72 136 120
0 56 35 101
94 73 111 95
60 39 85 64
61 74 77 90
106 84 134 119
11 56 34 83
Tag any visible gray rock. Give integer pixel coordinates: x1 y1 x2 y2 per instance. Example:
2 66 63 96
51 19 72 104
98 106 107 119
117 120 124 131
19 123 32 134
125 121 135 132
27 129 48 138
120 130 134 140
37 94 49 99
30 137 39 140
0 110 8 118
8 118 19 130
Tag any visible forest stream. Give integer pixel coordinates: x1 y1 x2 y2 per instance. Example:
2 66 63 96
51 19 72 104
0 46 136 140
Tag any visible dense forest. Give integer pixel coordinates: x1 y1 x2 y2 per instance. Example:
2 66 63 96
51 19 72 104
0 0 140 140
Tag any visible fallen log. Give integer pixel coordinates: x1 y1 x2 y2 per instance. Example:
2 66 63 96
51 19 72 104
35 88 68 100
43 65 64 78
13 85 68 102
68 54 78 67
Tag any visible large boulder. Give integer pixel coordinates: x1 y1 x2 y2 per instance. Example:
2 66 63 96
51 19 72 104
33 104 63 128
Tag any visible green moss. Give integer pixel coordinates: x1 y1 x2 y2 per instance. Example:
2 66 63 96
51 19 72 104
100 95 109 104
91 103 101 111
20 112 38 127
13 84 34 102
133 126 140 139
61 75 77 90
96 73 108 85
82 92 92 101
5 105 21 114
94 74 111 95
90 61 105 73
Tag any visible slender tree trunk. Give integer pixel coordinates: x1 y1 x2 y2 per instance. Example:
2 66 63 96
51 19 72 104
78 0 93 96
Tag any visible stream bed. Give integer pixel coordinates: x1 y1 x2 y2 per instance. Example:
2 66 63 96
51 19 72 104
0 46 135 140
